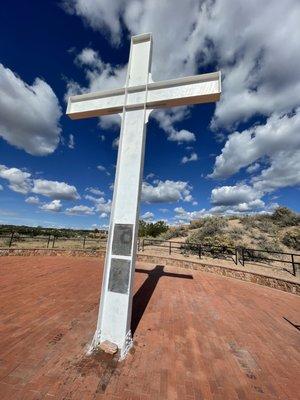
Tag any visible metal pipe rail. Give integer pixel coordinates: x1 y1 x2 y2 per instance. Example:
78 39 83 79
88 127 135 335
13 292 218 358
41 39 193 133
140 238 300 276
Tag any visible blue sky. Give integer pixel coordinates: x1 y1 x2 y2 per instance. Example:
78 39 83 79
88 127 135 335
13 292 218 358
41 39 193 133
0 0 299 229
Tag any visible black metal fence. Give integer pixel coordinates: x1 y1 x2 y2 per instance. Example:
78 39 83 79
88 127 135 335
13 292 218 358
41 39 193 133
138 238 300 277
0 233 106 250
1 233 299 277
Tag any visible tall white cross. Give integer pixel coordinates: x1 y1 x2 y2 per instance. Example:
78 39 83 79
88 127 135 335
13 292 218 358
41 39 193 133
67 33 221 358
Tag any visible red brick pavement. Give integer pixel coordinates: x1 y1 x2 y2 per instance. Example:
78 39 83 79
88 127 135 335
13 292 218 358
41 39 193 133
0 256 299 399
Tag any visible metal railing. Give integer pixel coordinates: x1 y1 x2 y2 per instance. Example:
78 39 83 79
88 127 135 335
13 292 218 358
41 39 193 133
0 233 106 250
138 238 300 277
1 233 299 277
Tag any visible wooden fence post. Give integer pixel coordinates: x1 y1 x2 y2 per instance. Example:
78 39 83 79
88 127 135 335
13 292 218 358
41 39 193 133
83 236 86 249
291 254 296 276
52 236 56 248
198 244 202 259
241 248 245 266
235 247 238 265
169 241 172 255
47 235 51 248
9 232 14 247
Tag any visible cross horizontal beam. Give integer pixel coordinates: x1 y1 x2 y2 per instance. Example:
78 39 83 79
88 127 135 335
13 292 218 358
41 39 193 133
66 71 221 120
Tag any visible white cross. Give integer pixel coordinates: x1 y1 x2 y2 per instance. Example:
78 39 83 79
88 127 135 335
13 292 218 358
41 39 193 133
67 33 221 358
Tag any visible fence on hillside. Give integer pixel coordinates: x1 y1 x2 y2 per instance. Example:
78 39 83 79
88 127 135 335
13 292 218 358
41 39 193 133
138 238 300 277
1 233 299 277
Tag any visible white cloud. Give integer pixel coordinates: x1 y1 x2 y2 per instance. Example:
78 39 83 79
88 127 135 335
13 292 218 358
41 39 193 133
145 173 155 181
32 179 80 200
210 184 267 214
181 152 198 164
65 205 95 215
141 211 154 221
141 179 193 203
40 200 62 213
153 108 196 143
202 1 300 129
0 64 62 155
168 130 195 143
246 163 260 174
0 165 31 194
210 199 266 215
85 187 104 196
211 184 260 206
75 47 103 69
85 194 112 214
62 0 125 44
112 137 119 149
252 149 300 193
68 134 75 149
25 196 40 205
95 198 112 214
210 110 300 179
97 164 110 176
174 206 206 221
174 196 267 219
0 164 81 202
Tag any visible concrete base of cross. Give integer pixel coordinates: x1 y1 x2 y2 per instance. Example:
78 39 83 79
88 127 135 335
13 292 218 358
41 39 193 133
88 329 133 360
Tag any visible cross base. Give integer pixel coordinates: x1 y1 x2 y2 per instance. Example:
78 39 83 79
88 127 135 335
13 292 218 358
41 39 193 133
88 329 133 360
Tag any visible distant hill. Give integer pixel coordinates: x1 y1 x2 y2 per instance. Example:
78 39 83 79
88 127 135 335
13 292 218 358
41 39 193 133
148 207 300 253
1 207 299 253
0 224 107 238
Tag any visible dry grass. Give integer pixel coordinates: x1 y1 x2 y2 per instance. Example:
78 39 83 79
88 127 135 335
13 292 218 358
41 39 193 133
1 237 107 250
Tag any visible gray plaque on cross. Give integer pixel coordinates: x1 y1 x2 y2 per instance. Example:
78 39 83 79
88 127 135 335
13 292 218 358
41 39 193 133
112 223 133 256
108 258 131 294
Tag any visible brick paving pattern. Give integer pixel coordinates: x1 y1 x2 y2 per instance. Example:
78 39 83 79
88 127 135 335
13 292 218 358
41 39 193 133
0 256 299 399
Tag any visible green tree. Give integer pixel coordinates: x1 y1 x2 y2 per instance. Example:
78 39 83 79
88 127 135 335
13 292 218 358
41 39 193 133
138 220 168 237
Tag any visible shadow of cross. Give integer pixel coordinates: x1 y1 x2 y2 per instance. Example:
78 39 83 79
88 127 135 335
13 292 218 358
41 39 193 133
131 265 193 334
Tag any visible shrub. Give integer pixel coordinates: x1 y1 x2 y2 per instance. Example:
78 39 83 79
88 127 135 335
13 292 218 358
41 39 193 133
189 219 206 229
139 220 168 238
281 229 300 251
255 236 283 253
190 216 227 231
185 217 228 246
159 226 188 240
186 232 235 249
272 207 299 227
230 227 245 240
240 216 258 229
256 218 278 234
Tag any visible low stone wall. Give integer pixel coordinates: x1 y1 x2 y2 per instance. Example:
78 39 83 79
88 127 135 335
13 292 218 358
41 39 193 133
137 253 300 295
1 248 299 295
0 248 105 258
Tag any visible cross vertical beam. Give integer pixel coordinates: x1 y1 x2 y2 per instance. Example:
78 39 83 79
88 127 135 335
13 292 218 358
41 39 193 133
93 34 152 357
